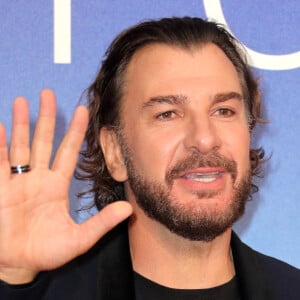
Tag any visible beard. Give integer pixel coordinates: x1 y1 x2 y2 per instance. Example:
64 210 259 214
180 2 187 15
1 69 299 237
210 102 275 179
120 137 251 242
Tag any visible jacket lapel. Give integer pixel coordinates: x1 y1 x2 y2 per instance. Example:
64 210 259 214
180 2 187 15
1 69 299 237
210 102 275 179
96 222 135 300
231 232 274 300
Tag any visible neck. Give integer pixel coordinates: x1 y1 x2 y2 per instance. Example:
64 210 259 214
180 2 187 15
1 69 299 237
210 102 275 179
128 207 235 289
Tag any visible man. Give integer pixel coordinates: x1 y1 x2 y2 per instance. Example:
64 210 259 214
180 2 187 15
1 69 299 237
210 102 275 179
0 17 299 299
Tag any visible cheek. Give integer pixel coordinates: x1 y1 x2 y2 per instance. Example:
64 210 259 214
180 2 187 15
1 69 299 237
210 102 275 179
125 127 183 178
224 127 251 173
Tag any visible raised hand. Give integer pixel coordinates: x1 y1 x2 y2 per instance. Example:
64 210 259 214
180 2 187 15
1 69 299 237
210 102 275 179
0 90 132 284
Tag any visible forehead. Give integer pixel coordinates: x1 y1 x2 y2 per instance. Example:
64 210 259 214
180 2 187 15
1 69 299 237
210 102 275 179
121 43 242 109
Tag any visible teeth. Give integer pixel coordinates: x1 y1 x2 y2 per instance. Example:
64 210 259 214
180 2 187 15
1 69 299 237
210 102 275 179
184 172 221 182
193 177 216 183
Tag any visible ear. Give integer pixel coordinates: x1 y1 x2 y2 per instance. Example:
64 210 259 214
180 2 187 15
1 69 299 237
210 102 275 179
99 127 128 182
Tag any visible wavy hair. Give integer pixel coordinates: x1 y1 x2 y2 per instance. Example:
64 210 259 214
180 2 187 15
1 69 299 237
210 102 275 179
76 17 265 210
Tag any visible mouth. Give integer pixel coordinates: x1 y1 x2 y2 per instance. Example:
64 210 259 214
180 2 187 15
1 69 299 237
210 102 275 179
172 168 228 192
182 171 224 183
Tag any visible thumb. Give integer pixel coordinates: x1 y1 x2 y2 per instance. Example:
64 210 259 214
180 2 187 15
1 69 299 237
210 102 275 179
75 201 133 255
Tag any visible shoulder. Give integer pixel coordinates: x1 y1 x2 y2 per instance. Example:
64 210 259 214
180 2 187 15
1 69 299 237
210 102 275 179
252 247 300 284
250 246 300 299
236 233 299 277
232 231 300 299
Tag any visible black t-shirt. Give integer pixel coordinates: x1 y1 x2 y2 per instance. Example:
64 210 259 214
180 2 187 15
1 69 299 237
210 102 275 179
134 272 240 300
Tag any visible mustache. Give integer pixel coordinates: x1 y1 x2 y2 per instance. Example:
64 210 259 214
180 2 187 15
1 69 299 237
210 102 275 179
166 151 237 185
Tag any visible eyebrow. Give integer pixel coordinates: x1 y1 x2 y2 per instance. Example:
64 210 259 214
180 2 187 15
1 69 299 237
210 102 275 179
142 94 188 109
213 92 243 104
141 91 243 109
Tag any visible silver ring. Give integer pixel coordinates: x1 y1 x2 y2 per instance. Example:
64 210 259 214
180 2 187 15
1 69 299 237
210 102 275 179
11 164 31 174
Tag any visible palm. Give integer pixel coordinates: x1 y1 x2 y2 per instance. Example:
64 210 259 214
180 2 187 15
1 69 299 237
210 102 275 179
0 90 132 283
1 169 77 270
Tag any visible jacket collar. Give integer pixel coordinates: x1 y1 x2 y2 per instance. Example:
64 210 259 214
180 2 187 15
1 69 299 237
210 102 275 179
97 222 135 300
97 223 274 299
231 231 274 300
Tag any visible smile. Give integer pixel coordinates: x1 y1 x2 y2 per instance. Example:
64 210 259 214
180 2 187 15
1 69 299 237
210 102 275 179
182 172 223 183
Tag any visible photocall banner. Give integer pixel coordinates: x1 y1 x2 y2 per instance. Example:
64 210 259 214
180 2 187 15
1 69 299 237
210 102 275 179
0 1 299 267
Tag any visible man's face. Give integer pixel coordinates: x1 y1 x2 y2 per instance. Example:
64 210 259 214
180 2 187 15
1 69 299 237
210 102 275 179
117 43 251 241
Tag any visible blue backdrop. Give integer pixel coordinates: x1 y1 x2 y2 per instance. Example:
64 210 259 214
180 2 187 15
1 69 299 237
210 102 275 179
1 1 299 268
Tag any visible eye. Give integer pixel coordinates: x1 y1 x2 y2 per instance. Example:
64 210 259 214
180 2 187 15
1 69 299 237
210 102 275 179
213 108 235 117
156 111 177 120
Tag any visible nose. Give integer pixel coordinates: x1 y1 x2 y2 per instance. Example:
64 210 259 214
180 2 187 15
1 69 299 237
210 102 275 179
183 116 221 154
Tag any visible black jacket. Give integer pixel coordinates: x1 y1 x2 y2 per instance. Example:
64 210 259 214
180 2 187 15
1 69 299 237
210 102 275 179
1 222 300 299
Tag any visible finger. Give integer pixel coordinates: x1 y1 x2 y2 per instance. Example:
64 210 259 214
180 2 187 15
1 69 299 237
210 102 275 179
76 201 133 255
31 89 57 169
9 97 30 166
52 105 88 180
0 123 10 184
